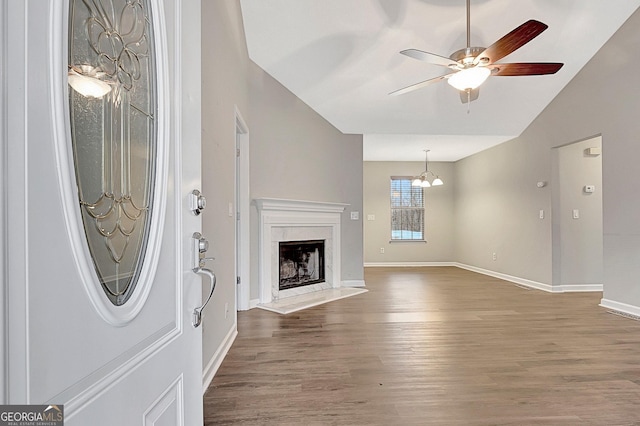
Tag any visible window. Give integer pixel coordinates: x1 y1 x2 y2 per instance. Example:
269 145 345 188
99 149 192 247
390 177 424 241
69 0 158 306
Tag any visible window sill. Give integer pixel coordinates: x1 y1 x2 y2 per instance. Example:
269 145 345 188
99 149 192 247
389 240 427 243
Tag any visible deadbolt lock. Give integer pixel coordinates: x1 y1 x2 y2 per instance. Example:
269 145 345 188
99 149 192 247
188 189 207 215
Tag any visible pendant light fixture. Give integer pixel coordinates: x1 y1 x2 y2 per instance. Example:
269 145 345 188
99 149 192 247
68 65 112 98
412 150 444 188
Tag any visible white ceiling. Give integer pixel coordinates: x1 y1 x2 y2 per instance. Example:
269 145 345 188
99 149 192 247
240 0 640 161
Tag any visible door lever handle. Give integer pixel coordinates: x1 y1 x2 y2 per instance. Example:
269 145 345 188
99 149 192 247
192 266 216 328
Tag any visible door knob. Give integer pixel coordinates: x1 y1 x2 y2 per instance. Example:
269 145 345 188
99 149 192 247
191 232 216 327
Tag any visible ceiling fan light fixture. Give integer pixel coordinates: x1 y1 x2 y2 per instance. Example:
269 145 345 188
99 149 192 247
447 66 491 91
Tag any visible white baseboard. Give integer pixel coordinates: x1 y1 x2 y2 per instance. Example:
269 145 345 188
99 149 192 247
249 298 260 309
557 284 603 292
600 298 640 319
202 325 238 395
364 262 456 268
365 262 603 294
342 279 366 287
454 263 556 292
454 264 603 293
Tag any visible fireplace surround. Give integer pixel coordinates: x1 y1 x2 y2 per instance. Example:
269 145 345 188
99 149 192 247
255 198 347 303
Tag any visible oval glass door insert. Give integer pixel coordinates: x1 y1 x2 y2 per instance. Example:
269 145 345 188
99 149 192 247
68 0 157 306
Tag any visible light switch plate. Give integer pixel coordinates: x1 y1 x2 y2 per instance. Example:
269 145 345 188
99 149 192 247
350 211 359 220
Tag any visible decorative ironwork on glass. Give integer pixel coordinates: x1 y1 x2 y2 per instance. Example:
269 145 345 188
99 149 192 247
68 0 157 306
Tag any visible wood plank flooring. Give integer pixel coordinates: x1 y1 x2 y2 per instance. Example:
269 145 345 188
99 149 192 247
204 267 640 425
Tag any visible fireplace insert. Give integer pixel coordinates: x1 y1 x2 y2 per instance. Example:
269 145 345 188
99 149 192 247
279 240 325 290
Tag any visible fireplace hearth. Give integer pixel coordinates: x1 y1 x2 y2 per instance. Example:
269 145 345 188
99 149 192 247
279 240 325 290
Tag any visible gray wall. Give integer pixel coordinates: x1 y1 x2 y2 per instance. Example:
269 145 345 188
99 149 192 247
454 138 553 283
202 0 364 370
455 7 640 305
248 63 364 293
363 161 454 263
201 0 250 370
540 8 640 305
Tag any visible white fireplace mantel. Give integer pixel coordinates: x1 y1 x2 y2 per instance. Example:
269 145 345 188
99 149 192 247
254 198 348 214
255 198 348 304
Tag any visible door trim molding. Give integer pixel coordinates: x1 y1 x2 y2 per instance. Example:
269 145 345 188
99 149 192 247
235 106 250 311
1 0 8 404
5 0 29 403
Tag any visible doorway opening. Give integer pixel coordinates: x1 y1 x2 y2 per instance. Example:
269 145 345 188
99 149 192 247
551 135 603 291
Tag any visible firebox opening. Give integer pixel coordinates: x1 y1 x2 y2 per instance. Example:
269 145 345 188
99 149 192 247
279 240 325 290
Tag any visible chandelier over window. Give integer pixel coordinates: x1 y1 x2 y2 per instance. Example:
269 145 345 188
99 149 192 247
412 150 444 188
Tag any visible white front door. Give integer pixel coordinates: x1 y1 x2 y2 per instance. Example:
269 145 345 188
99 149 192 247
3 0 203 424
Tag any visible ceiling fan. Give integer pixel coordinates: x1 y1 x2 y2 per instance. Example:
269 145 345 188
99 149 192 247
390 0 564 103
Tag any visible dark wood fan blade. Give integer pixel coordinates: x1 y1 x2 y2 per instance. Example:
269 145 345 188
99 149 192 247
400 49 458 67
474 20 548 65
488 62 563 76
389 74 450 96
459 88 479 103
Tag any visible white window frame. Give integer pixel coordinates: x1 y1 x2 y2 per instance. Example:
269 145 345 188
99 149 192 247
390 176 425 242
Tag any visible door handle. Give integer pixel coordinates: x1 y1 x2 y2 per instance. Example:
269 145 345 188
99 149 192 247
192 265 216 328
191 231 216 327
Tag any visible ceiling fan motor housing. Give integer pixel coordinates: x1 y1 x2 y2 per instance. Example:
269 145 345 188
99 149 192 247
450 46 487 67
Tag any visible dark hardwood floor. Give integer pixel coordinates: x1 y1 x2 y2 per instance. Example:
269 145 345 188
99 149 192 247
204 267 640 425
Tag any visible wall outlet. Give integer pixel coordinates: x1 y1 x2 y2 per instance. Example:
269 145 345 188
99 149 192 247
492 252 497 261
380 247 385 254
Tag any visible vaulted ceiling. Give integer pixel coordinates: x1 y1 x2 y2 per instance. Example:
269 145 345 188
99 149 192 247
240 1 640 161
